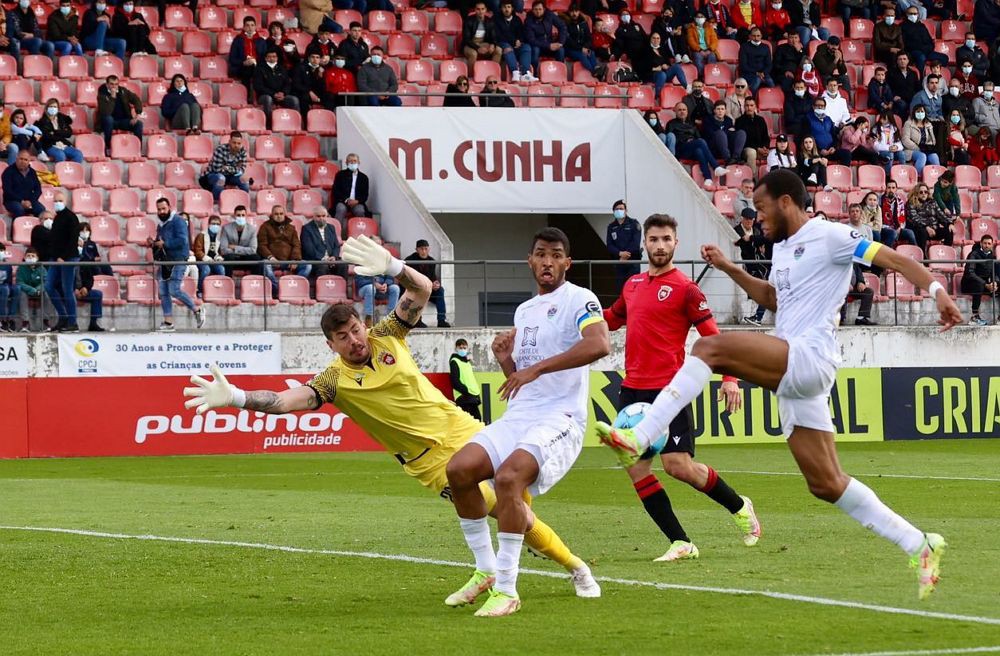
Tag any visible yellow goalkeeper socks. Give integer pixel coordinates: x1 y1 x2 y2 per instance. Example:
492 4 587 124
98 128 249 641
525 516 584 572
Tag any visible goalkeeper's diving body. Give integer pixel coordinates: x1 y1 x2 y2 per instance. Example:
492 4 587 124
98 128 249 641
183 234 601 603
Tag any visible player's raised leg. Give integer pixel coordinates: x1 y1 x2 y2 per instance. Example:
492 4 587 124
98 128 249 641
444 443 498 608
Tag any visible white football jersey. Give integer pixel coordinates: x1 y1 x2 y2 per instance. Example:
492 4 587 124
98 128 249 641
506 281 604 426
768 218 882 360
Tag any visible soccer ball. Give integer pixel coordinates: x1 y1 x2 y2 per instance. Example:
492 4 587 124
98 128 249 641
613 402 667 457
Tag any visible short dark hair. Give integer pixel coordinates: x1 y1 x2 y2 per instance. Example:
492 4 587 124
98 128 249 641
320 304 361 339
416 239 430 248
156 197 171 207
643 213 678 233
982 235 994 244
349 21 362 29
927 73 940 83
713 100 726 109
531 227 570 254
939 169 955 183
755 169 808 210
106 74 118 84
455 338 468 347
25 247 37 256
532 0 545 7
233 204 247 213
242 16 255 24
371 46 384 54
612 199 626 210
848 203 862 211
268 20 283 31
229 130 243 140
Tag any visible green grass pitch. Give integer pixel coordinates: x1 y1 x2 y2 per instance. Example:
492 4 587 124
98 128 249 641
2 440 1000 655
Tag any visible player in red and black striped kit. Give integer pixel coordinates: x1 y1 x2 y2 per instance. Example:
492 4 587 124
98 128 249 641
603 213 762 562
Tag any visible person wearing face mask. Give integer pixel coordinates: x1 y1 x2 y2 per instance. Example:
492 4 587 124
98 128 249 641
773 31 804 94
357 46 401 106
643 109 669 146
8 0 55 57
30 211 55 265
738 29 775 95
606 200 642 288
220 205 263 275
796 56 821 97
945 110 972 164
292 52 329 115
651 6 691 66
77 221 112 278
332 153 370 221
0 243 19 333
969 125 1000 169
254 50 301 119
763 0 791 42
323 54 357 108
229 17 267 88
681 80 714 127
611 6 645 62
952 62 979 101
450 339 483 420
808 97 851 166
901 104 942 174
110 0 156 55
5 109 43 166
962 235 999 326
266 22 300 71
305 26 341 67
1 150 44 217
96 75 143 156
782 80 813 139
873 9 904 64
16 247 50 332
860 192 892 243
956 31 989 78
636 32 687 99
685 12 720 79
730 0 763 42
161 73 202 135
901 7 948 73
193 215 226 296
972 82 1000 137
35 99 84 163
79 1 125 59
47 0 84 56
149 197 206 331
301 207 343 284
872 111 907 172
45 191 81 333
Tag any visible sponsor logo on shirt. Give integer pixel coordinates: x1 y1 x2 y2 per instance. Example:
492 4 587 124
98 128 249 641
775 268 791 291
698 300 709 311
522 326 539 347
657 285 673 301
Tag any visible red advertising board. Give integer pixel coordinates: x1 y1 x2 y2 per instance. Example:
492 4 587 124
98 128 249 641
3 374 455 459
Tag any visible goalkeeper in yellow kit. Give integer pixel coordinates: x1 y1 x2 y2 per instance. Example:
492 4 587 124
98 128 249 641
184 235 601 605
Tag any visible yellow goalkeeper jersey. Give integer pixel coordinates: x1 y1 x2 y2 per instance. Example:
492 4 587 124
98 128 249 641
307 313 484 463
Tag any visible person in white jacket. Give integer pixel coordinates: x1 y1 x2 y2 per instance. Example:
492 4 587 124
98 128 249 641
821 78 852 128
766 134 798 171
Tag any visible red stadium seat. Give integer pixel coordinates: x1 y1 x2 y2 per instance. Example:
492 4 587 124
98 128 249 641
75 79 100 107
713 189 738 216
333 9 362 26
539 60 569 85
273 162 305 189
928 244 961 272
347 216 378 238
266 7 296 25
182 189 215 216
124 162 160 191
627 85 656 110
826 165 853 191
419 33 450 59
256 189 288 212
135 5 160 27
316 275 349 304
216 83 246 109
857 164 886 190
757 86 783 111
146 81 169 106
978 191 1000 218
401 9 430 32
128 55 160 81
245 162 268 189
849 18 874 39
890 165 918 190
108 189 141 217
573 65 598 85
271 109 303 134
955 164 983 190
106 245 144 276
813 190 845 217
439 59 468 84
182 135 215 162
240 275 277 306
473 60 501 83
593 84 623 108
368 9 397 32
387 33 417 58
203 275 241 306
291 135 321 161
200 56 229 82
55 162 85 189
923 164 946 187
150 29 179 54
172 277 200 307
145 134 179 161
182 31 213 56
970 217 999 241
278 275 316 305
236 108 268 134
560 84 588 107
895 244 925 261
125 216 157 244
127 275 159 305
659 85 685 109
3 80 34 104
527 86 557 107
434 10 462 34
22 54 53 79
220 189 252 215
198 6 228 29
70 187 104 216
884 272 922 301
90 217 123 247
12 217 39 245
841 39 865 63
163 56 195 80
309 162 339 188
292 189 322 215
0 54 18 79
58 55 89 80
940 19 967 41
146 188 178 214
934 40 955 64
90 161 124 188
200 106 232 135
715 39 740 63
307 109 337 136
703 63 733 86
405 58 434 83
75 134 106 161
91 275 127 306
820 16 845 38
254 135 286 161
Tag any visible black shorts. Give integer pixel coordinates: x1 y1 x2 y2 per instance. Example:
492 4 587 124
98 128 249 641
618 386 695 458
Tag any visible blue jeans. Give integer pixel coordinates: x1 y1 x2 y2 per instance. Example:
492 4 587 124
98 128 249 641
4 142 18 165
841 5 871 28
4 199 45 217
881 149 907 174
565 47 597 73
499 42 532 75
795 25 831 46
53 40 85 56
80 288 103 319
0 284 20 320
203 172 249 202
17 37 55 57
44 146 84 163
677 138 720 180
428 286 447 322
263 263 313 296
904 149 939 174
882 226 917 246
102 116 143 148
81 22 127 60
745 73 775 94
198 263 225 294
359 282 400 318
664 132 677 154
652 64 687 98
159 264 195 317
707 128 747 161
333 0 367 14
46 259 79 322
365 95 402 106
691 51 716 78
654 132 669 147
530 45 564 71
897 0 927 19
319 17 344 33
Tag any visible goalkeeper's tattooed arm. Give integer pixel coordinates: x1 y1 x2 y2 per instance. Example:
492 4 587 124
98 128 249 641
394 264 432 326
244 388 321 414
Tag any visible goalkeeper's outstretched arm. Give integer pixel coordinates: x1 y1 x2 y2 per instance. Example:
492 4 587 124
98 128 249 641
393 264 432 326
184 365 320 415
340 234 432 326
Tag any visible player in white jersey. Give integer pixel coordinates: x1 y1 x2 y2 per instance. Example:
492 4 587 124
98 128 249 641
599 170 963 601
445 227 611 617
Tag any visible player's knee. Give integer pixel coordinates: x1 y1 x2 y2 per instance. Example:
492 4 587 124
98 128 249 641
662 457 696 483
445 457 478 490
493 467 526 497
690 336 723 368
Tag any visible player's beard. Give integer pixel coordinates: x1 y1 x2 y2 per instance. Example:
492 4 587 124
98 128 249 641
534 266 564 292
648 250 673 269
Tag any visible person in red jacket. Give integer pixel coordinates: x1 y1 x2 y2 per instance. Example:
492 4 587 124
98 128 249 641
730 0 763 40
763 0 792 41
324 53 357 108
969 127 1000 168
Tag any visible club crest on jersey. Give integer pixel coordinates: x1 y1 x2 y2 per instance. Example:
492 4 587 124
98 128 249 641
698 300 709 311
793 245 806 260
657 285 673 301
380 351 396 366
547 305 558 319
522 326 539 346
775 268 791 291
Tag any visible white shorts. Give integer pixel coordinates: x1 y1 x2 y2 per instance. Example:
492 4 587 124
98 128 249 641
775 334 838 437
470 412 584 497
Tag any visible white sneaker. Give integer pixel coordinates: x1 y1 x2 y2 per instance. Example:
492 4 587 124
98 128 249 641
37 151 49 162
653 540 700 562
703 179 715 189
95 49 108 56
157 322 175 332
713 165 729 177
680 54 691 64
522 72 537 82
570 564 601 598
807 173 818 184
511 70 521 82
135 51 147 56
823 185 833 192
195 306 207 329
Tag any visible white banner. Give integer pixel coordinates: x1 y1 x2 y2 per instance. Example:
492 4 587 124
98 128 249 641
351 108 626 213
57 333 282 377
0 337 29 377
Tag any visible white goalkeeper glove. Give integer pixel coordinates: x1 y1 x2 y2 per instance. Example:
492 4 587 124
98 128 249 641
341 234 404 277
183 364 246 414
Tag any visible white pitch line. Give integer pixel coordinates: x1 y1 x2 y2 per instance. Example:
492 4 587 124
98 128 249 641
800 646 1000 656
589 467 1000 483
3 525 1000 628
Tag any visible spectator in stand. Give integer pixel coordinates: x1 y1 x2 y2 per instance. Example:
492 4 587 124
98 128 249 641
821 78 851 128
479 76 515 107
685 12 719 79
926 0 956 20
5 110 42 166
651 5 691 66
405 239 451 327
683 80 715 128
450 338 482 420
704 0 738 39
637 32 687 99
906 183 953 250
254 50 301 118
842 262 876 325
337 22 370 73
267 22 301 71
973 81 1000 136
784 79 813 139
258 204 310 296
873 110 907 170
943 78 974 125
201 132 250 203
902 104 942 174
495 0 533 81
97 75 143 156
150 197 205 332
356 239 400 328
78 222 111 277
324 53 357 108
703 100 747 164
840 0 874 32
873 9 904 64
72 267 104 332
16 248 47 332
444 76 477 107
953 62 979 101
564 4 599 75
933 169 961 217
643 109 669 146
946 110 972 164
526 1 567 74
975 0 1000 45
110 1 156 55
333 0 369 16
606 200 642 288
814 36 850 90
162 74 202 135
0 243 18 332
734 208 770 325
731 0 763 41
46 191 80 333
464 2 503 73
763 0 792 42
797 134 830 187
767 133 797 171
868 66 902 117
30 211 53 262
0 6 13 62
880 180 914 246
2 151 43 218
36 99 83 164
665 102 730 188
739 28 774 95
80 1 126 60
798 55 821 97
591 17 614 63
962 235 997 325
193 215 225 297
902 7 949 72
305 26 338 67
847 203 873 240
724 78 751 120
888 52 921 110
300 207 342 280
773 31 805 93
292 51 329 115
358 46 401 107
47 0 83 56
220 205 262 274
911 74 946 155
839 116 885 164
969 127 1000 168
229 17 267 89
861 191 893 242
735 98 770 171
898 0 928 21
786 0 829 46
733 177 756 215
8 0 54 56
957 32 989 79
332 153 370 221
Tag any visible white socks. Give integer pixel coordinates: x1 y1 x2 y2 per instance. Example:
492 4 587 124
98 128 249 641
460 517 497 574
494 532 524 596
635 356 713 450
834 478 925 555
